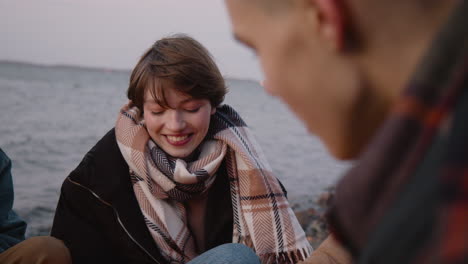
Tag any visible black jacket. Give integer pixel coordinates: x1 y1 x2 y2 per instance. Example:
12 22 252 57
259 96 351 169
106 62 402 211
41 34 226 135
51 129 233 264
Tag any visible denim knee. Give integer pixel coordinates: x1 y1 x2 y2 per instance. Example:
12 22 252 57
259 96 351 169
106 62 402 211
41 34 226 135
188 243 260 264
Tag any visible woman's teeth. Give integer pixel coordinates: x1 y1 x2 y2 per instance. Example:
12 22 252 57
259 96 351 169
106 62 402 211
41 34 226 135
167 135 189 142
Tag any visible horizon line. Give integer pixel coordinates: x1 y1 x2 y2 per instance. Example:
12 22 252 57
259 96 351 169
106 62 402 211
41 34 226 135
0 59 258 83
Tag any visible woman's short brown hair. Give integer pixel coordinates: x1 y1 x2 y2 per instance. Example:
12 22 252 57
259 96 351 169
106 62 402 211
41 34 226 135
127 34 227 112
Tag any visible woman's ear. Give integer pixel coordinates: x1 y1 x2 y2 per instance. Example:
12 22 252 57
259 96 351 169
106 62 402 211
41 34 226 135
211 106 217 115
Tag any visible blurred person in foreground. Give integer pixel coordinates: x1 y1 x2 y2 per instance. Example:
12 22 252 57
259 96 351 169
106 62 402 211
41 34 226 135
224 0 467 263
51 34 311 264
0 149 71 263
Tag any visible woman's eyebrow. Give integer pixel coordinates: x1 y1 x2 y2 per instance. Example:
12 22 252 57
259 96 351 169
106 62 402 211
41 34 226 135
144 100 160 105
180 98 197 104
144 98 200 108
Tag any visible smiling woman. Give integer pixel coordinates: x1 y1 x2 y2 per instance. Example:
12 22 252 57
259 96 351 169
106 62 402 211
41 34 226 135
128 35 225 160
49 34 312 264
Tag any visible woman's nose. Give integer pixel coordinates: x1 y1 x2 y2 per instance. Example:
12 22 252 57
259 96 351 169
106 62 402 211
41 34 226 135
166 111 186 131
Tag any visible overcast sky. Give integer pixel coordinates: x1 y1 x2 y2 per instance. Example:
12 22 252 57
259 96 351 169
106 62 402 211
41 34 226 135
0 0 263 80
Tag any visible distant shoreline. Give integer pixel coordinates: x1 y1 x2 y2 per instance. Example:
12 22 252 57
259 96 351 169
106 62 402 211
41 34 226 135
0 60 257 83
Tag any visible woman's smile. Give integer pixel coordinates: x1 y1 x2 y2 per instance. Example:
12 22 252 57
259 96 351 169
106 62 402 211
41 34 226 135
143 86 215 158
165 134 193 146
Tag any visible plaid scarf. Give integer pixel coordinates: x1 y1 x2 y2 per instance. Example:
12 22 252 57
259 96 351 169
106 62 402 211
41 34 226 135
115 103 312 263
329 1 468 263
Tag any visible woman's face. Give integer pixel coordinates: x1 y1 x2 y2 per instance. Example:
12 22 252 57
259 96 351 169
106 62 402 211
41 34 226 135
143 86 216 159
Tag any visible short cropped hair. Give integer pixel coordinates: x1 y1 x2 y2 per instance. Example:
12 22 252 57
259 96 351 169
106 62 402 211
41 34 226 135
127 34 227 112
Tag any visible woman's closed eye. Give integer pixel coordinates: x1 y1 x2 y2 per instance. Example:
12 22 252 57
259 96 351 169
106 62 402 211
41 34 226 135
151 110 164 115
185 107 200 113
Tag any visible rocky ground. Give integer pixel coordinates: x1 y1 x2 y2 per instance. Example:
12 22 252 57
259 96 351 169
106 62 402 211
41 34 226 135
291 186 335 249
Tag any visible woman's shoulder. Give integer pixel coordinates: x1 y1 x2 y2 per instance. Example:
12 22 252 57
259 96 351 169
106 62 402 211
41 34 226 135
0 148 11 176
67 128 129 189
91 128 120 157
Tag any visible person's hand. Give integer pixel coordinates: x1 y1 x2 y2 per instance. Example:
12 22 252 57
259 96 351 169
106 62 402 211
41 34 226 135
299 234 352 264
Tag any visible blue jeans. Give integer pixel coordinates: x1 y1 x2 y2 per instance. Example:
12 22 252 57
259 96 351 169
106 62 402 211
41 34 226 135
188 243 260 264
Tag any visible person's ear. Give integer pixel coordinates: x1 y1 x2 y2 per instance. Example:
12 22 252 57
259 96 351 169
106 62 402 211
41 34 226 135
304 0 349 51
211 106 216 115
